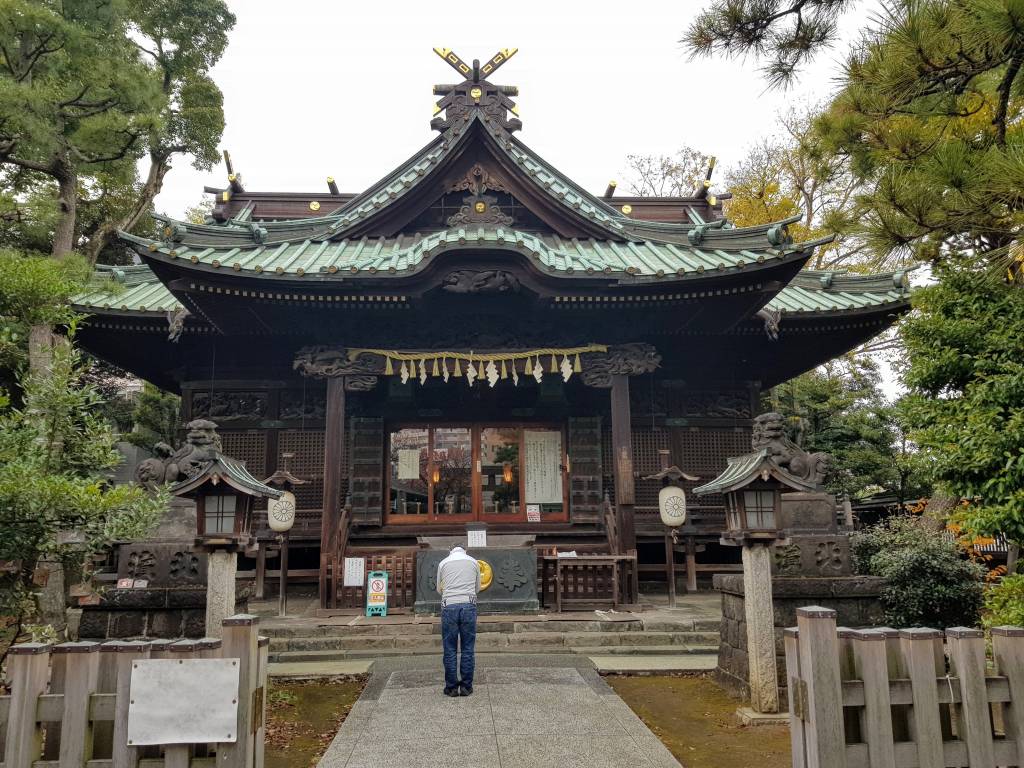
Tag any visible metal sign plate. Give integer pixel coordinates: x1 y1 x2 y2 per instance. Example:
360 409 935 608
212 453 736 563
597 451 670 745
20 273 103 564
127 658 240 745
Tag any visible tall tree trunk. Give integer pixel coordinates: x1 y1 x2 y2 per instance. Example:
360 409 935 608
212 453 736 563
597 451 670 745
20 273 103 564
86 153 170 265
52 163 78 258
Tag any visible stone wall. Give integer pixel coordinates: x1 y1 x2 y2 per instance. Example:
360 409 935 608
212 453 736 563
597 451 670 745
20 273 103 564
714 574 885 700
78 587 248 639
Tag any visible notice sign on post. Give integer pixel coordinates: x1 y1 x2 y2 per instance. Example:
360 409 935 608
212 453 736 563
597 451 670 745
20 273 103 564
343 557 366 587
366 570 388 617
467 529 487 548
127 659 240 745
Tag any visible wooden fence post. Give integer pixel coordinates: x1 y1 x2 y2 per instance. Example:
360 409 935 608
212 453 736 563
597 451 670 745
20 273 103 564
992 625 1024 766
255 636 269 768
796 607 846 768
111 641 150 768
55 641 101 768
946 627 995 766
898 628 945 768
784 627 806 768
3 643 50 768
851 629 896 768
220 614 260 768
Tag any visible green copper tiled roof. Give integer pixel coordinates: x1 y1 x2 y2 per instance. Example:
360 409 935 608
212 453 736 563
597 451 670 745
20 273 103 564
169 452 282 499
121 227 813 281
144 114 809 254
693 449 817 495
73 263 911 317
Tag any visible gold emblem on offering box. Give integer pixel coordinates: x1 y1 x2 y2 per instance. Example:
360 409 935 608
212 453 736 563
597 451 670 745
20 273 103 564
478 559 493 591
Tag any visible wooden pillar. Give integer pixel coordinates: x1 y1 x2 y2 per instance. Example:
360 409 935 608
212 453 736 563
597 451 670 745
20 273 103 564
685 536 698 593
610 374 636 554
664 530 676 607
320 376 346 608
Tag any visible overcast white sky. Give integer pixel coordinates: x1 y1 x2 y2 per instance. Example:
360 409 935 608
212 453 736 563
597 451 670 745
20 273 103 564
154 0 879 218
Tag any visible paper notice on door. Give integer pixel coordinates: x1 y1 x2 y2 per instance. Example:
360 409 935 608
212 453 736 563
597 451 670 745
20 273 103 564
524 430 563 504
343 557 365 587
397 449 420 480
526 504 541 523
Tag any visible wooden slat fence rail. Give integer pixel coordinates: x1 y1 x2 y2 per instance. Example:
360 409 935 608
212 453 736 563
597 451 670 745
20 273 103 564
786 605 1024 768
0 615 268 768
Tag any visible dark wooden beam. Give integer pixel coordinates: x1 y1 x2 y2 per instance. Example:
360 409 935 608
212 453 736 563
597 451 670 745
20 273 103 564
610 374 637 553
319 376 346 608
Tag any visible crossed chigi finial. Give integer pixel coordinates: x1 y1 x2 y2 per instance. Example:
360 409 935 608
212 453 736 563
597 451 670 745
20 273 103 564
433 47 518 82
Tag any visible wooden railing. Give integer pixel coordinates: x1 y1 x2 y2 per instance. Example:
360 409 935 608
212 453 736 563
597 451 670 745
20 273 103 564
786 606 1024 768
336 549 417 611
0 615 268 768
319 505 353 610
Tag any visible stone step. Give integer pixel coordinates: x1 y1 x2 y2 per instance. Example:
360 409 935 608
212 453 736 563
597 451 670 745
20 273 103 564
268 630 720 653
268 643 719 664
258 617 720 638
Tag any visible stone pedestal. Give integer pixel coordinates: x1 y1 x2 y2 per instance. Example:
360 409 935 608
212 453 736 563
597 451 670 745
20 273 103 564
741 543 778 714
204 550 238 638
715 573 885 701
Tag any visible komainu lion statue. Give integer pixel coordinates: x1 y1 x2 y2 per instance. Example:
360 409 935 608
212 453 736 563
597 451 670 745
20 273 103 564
134 419 222 488
751 412 830 488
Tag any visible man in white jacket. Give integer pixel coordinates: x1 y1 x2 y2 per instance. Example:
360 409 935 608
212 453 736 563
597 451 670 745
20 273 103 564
436 545 480 696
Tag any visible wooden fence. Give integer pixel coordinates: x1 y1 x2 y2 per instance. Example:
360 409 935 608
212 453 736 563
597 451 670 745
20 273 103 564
787 605 1024 768
0 615 268 768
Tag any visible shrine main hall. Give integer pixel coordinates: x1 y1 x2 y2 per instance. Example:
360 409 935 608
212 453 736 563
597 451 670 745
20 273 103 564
74 48 910 609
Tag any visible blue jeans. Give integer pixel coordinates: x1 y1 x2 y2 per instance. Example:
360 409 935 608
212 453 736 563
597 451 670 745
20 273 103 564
441 603 477 690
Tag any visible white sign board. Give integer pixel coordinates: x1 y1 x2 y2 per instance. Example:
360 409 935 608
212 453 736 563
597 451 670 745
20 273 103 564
343 557 366 587
127 659 239 745
523 430 563 504
526 504 541 523
467 529 487 548
397 449 421 480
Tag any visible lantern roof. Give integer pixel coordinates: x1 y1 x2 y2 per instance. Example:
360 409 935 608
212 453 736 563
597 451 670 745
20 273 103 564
169 452 283 500
693 448 819 496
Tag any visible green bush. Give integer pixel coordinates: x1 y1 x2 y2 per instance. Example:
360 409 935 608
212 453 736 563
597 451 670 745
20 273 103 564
850 515 984 628
984 574 1024 629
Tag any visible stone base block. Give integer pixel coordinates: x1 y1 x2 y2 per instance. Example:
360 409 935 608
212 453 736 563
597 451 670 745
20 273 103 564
735 707 789 727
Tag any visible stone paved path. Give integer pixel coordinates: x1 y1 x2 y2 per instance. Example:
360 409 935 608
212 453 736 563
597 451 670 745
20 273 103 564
317 655 682 768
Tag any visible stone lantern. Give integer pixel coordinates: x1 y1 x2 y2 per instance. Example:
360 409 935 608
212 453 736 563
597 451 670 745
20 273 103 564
166 420 282 636
695 435 821 717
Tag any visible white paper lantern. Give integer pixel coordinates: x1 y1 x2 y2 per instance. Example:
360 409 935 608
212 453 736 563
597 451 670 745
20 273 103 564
268 490 296 533
659 485 687 527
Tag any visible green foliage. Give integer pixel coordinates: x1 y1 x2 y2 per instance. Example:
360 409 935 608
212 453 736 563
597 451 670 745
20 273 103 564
683 0 856 87
815 1 1024 266
123 383 181 450
0 249 88 394
899 259 1024 543
851 515 984 628
0 0 234 260
765 354 919 500
983 574 1024 629
0 339 165 628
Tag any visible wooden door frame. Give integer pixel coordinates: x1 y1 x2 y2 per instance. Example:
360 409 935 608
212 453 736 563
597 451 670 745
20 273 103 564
383 420 570 525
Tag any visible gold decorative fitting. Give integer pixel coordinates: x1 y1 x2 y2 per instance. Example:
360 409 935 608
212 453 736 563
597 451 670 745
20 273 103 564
148 244 158 252
275 267 284 274
326 176 334 183
328 265 338 274
474 201 487 214
350 266 358 273
190 255 198 263
708 195 718 206
212 260 221 268
621 204 633 215
697 265 705 273
309 201 321 211
163 226 172 237
296 268 305 276
255 265 263 273
233 264 241 271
